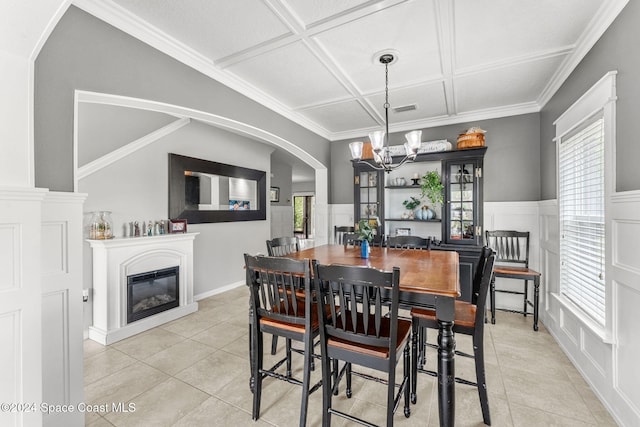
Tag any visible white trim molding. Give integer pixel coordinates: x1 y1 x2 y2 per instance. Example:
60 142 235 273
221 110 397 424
540 192 640 427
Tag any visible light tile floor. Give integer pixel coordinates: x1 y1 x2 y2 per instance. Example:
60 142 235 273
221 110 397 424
84 286 617 426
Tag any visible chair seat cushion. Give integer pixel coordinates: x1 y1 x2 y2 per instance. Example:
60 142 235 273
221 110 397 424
327 317 411 359
411 301 476 328
260 301 331 334
494 266 540 277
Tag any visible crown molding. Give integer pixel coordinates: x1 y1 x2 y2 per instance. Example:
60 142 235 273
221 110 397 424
537 0 629 108
72 0 332 139
328 101 540 141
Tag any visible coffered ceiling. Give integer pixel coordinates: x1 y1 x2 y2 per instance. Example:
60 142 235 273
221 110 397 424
74 1 627 183
76 0 627 143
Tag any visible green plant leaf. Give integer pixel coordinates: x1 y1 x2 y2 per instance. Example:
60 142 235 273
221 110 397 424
420 170 444 205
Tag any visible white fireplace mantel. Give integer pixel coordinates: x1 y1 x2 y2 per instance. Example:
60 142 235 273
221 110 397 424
87 232 199 344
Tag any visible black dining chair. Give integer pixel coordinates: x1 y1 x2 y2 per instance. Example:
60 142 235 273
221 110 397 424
341 232 361 247
313 261 411 426
266 236 300 257
334 225 355 245
244 254 322 427
387 235 431 249
485 230 541 331
410 246 495 425
265 236 302 354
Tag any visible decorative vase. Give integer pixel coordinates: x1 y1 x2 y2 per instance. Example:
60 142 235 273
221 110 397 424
360 239 370 258
89 211 114 240
423 206 435 220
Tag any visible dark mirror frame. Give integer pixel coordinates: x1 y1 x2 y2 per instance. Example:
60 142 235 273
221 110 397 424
169 153 267 224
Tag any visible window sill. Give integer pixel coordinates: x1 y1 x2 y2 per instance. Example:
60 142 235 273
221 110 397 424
550 293 614 344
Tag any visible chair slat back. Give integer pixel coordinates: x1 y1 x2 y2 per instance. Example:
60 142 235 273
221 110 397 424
245 254 310 326
485 230 529 267
472 247 496 317
342 233 362 247
313 263 400 351
266 236 300 257
387 235 430 249
334 225 355 245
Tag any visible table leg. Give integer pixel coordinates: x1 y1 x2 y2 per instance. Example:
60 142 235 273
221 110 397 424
249 298 256 393
436 297 456 427
437 318 455 427
490 275 496 324
533 276 540 331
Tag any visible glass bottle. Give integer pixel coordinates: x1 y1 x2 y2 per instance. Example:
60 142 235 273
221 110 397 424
89 211 114 240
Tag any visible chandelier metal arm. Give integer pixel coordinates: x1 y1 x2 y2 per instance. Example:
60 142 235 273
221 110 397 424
348 52 421 173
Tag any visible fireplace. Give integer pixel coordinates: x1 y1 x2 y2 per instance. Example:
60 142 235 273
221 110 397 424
127 266 180 323
88 232 198 345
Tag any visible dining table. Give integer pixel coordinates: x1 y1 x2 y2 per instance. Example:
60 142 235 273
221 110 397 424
288 244 460 427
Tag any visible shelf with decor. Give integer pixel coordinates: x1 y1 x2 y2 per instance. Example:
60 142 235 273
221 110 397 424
352 146 486 302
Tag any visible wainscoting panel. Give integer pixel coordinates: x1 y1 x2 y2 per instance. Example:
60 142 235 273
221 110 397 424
542 191 640 427
42 221 68 276
0 310 20 426
559 306 580 347
615 281 640 416
41 191 86 427
581 324 608 377
42 290 69 404
329 204 354 244
0 224 20 291
484 202 541 312
612 219 640 275
0 187 48 427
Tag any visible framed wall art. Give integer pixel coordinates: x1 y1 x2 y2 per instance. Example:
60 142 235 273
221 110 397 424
270 187 280 203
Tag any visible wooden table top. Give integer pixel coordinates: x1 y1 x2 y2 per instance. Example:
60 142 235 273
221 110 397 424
289 245 460 299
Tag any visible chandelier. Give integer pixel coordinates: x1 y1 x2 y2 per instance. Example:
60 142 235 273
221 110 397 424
349 53 422 173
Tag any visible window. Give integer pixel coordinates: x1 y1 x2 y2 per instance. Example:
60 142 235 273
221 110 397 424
554 71 616 332
559 117 605 325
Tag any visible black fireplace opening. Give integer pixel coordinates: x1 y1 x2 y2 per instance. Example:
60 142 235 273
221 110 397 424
127 266 179 324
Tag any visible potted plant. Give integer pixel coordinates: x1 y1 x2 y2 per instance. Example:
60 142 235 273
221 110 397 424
357 219 373 258
420 170 444 206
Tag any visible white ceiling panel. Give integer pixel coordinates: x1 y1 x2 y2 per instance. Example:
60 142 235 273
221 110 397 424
455 55 565 113
285 0 374 26
454 0 604 69
226 40 351 108
313 0 442 94
301 100 379 134
112 0 291 60
365 81 449 126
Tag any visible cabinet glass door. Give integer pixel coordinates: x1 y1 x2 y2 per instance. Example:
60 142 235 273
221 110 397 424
358 171 379 218
448 162 476 242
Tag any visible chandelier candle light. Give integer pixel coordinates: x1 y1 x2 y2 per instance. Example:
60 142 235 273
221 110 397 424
349 53 422 172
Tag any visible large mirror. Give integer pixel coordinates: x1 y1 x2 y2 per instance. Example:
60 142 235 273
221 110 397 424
169 153 266 223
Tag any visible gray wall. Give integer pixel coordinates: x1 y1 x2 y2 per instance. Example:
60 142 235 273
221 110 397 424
540 1 640 199
270 157 293 206
293 181 316 193
80 120 272 330
331 113 541 204
34 5 330 192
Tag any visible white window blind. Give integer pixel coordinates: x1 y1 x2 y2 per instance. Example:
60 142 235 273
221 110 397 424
558 117 605 325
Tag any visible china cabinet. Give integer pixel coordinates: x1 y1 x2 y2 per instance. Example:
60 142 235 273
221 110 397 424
353 146 487 301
